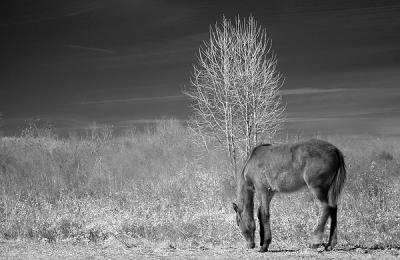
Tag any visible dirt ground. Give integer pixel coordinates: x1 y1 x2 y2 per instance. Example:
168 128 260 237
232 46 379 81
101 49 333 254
1 238 399 259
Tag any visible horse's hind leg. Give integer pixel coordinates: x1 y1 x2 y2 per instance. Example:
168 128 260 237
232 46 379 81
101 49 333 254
309 187 330 248
326 206 337 250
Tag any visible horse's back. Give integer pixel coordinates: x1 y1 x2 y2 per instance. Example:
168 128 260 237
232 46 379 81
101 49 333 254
246 139 340 192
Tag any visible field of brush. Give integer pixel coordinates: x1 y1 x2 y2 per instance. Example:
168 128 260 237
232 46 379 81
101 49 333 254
1 119 399 251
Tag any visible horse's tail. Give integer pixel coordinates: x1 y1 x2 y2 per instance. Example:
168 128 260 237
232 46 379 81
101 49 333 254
328 148 347 207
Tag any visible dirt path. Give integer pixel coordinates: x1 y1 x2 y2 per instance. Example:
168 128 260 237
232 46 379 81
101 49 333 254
1 239 399 259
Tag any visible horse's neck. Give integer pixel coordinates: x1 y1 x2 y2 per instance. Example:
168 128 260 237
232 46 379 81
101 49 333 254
237 175 254 215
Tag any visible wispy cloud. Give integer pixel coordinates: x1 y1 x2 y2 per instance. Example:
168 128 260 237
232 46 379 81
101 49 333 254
75 95 186 105
281 88 353 95
1 4 105 26
286 117 343 123
65 44 115 54
114 118 184 126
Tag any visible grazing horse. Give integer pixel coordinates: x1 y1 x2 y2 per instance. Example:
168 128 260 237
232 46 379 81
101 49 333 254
232 139 346 252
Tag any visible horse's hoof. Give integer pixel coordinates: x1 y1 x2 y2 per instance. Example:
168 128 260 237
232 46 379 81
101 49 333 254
310 243 323 249
325 245 334 251
259 246 269 252
247 242 255 249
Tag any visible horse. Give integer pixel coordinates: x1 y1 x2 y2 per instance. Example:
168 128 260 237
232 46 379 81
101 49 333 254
232 139 346 252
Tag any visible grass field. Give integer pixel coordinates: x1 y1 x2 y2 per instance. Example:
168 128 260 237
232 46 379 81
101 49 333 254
1 119 399 251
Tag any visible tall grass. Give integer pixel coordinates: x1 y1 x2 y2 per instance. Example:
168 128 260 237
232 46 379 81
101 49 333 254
0 120 399 249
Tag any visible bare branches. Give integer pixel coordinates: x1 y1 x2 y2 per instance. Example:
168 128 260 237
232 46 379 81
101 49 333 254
185 15 285 170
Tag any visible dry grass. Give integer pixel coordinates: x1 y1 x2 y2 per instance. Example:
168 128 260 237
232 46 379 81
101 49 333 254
0 119 399 249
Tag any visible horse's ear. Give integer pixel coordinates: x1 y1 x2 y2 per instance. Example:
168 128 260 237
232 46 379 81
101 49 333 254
232 202 239 213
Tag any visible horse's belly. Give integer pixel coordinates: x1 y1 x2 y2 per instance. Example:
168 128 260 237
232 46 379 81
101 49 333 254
267 171 306 192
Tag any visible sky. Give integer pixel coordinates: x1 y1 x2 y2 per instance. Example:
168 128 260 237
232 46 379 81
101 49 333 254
1 0 400 136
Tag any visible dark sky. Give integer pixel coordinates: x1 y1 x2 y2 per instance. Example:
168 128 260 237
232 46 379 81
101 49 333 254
1 0 400 136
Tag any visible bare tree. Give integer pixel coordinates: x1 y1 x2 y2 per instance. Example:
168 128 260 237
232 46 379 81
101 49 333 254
185 15 285 172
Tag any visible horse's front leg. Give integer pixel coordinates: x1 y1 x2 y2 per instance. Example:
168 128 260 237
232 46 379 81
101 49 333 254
258 188 275 252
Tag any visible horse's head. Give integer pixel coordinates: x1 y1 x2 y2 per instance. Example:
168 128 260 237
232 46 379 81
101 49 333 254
232 202 255 249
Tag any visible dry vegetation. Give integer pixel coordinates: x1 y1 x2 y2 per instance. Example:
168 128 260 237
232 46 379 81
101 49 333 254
0 119 399 251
